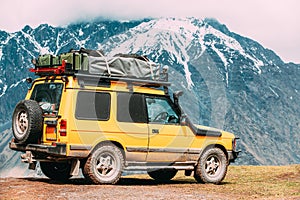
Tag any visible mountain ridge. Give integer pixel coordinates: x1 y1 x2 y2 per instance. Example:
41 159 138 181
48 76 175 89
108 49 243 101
0 17 299 176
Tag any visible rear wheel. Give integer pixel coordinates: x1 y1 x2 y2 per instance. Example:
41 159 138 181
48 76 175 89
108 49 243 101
194 148 228 184
83 144 124 184
40 161 72 181
12 100 43 144
147 169 178 182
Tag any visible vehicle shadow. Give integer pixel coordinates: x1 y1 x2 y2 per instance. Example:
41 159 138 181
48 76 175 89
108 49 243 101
23 177 231 186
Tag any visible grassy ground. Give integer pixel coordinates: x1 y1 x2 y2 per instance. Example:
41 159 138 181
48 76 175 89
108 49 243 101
223 165 300 198
1 165 299 199
126 165 300 199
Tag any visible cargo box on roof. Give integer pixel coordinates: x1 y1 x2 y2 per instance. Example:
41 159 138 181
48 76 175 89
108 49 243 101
88 56 160 80
34 48 164 81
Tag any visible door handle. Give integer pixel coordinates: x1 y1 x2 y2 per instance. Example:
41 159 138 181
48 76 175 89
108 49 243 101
152 129 159 134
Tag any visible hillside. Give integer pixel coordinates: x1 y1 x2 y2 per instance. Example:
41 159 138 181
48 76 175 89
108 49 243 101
0 17 299 175
0 165 299 200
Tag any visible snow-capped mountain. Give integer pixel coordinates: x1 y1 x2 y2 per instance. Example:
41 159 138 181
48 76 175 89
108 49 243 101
101 18 299 165
0 17 299 176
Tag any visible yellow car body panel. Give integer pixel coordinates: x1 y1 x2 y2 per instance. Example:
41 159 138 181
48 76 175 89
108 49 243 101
20 75 236 163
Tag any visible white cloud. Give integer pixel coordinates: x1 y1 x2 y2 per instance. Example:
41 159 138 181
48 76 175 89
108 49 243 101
0 0 299 63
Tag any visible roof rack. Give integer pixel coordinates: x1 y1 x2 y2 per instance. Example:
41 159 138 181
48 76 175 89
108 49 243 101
75 73 171 87
30 49 170 87
29 63 170 87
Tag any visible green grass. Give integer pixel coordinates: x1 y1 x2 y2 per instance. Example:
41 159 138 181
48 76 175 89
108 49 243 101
224 165 300 198
125 165 300 199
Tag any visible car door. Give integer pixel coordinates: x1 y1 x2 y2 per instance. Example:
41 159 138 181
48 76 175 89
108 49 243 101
145 95 194 163
115 92 149 162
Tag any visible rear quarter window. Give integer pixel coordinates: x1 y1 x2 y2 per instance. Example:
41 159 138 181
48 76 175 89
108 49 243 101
75 91 110 121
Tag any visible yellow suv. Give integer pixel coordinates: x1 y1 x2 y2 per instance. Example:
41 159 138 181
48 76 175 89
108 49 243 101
9 49 239 184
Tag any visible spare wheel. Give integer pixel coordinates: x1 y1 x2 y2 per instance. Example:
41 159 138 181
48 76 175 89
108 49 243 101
12 100 43 144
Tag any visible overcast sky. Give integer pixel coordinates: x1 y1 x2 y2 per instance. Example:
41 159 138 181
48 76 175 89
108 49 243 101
0 0 299 63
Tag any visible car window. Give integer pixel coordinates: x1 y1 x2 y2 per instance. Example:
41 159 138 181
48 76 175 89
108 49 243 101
30 83 63 115
146 96 179 124
75 91 110 121
117 93 147 123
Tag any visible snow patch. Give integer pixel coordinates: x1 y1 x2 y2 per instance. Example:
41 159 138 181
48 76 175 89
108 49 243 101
0 79 26 98
198 23 264 74
0 48 2 60
104 17 266 87
21 31 50 55
0 84 7 97
269 87 279 98
55 32 63 55
9 78 26 89
0 34 12 60
78 28 84 36
107 18 196 88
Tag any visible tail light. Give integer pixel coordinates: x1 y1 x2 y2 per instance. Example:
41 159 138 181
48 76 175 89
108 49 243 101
45 120 58 141
46 125 56 134
59 119 67 136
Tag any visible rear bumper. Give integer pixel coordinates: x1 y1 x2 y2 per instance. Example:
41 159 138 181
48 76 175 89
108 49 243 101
9 140 66 156
228 150 240 163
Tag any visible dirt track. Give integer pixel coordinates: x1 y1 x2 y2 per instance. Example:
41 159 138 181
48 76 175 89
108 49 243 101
0 176 229 200
1 166 300 200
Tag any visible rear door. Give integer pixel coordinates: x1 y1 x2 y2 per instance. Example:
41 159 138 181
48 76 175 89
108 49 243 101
115 92 149 162
29 82 64 143
70 90 112 150
70 91 149 162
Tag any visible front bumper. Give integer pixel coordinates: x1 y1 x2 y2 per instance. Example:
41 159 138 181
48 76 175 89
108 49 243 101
9 140 66 156
228 150 240 163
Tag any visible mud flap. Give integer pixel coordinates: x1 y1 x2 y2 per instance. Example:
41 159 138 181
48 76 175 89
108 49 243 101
70 159 80 176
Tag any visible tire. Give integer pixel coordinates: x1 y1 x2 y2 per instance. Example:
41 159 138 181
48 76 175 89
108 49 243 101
83 144 124 184
40 161 72 181
194 148 228 184
12 100 43 144
147 169 178 182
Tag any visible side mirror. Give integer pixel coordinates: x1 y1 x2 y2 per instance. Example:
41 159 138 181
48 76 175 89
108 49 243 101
173 90 183 106
180 114 187 126
173 90 183 98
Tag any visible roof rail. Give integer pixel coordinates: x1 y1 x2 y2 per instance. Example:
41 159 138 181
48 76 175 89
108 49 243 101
75 73 171 87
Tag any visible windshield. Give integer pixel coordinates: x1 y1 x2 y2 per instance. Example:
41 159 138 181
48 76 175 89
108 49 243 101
30 83 63 116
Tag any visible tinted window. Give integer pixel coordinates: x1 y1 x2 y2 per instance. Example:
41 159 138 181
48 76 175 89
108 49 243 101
117 93 147 123
76 91 110 120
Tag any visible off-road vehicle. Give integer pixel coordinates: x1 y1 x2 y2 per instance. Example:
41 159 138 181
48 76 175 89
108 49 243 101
9 49 239 184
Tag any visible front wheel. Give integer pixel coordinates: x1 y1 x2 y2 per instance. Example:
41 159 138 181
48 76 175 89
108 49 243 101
83 144 124 184
194 148 228 184
40 161 72 181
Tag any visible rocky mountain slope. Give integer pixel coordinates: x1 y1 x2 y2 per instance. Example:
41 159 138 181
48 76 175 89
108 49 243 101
0 17 299 176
